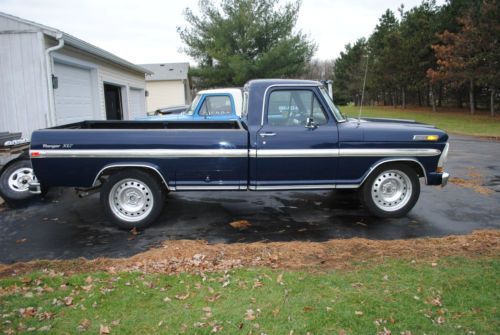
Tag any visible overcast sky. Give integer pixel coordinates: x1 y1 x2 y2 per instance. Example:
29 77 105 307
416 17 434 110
1 0 445 64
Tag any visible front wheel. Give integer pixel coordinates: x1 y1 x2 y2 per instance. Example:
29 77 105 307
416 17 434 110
100 169 165 230
361 163 420 218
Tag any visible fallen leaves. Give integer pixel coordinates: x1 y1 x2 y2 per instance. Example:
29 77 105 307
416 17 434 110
77 319 91 332
15 238 27 244
99 324 111 334
229 220 251 230
19 307 37 318
175 292 190 300
244 309 256 321
206 293 221 302
63 296 74 306
449 168 494 195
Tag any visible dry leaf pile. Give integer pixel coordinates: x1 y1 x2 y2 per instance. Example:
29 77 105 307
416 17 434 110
0 230 498 277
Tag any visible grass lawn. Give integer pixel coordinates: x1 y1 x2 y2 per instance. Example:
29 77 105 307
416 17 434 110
340 105 500 138
1 257 498 334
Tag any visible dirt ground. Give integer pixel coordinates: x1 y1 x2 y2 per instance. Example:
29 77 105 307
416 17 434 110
1 230 498 278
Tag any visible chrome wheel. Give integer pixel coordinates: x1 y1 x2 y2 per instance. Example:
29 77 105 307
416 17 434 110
371 169 412 212
7 167 34 192
108 178 154 223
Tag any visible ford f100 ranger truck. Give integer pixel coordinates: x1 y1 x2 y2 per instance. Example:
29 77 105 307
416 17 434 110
29 79 450 229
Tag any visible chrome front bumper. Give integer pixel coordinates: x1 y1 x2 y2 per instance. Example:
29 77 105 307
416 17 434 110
441 172 450 187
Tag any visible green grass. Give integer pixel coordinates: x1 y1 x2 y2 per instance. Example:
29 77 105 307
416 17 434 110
341 105 500 137
1 257 498 334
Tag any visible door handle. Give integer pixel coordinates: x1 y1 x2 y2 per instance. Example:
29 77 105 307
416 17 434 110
259 132 276 138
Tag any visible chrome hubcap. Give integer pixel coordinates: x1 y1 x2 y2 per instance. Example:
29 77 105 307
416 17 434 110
371 169 412 212
109 178 153 222
8 167 34 192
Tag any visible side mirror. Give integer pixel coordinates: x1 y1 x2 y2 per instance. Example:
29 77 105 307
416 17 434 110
305 117 318 129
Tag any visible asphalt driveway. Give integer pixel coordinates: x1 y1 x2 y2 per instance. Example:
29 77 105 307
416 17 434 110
0 135 499 263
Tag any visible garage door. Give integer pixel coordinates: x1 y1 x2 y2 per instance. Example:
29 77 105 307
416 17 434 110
54 62 95 125
129 88 145 119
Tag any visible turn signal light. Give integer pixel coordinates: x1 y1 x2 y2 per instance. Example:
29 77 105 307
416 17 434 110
413 134 439 141
30 151 41 157
436 167 444 173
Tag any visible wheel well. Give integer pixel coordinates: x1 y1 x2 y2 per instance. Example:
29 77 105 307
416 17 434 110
94 165 169 190
362 159 426 186
0 153 30 175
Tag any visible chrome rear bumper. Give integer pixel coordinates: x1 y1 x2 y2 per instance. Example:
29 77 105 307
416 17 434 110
28 181 42 194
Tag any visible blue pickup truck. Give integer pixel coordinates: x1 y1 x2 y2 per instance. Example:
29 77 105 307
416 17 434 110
29 79 450 229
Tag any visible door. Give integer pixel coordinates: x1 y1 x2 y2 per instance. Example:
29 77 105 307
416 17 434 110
255 88 339 188
54 62 94 125
104 84 123 120
129 88 145 119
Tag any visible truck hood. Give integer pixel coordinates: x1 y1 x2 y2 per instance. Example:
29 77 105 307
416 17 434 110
339 117 448 142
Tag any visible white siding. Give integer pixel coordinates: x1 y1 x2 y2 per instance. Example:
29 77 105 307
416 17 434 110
0 14 36 31
146 80 186 112
0 31 48 137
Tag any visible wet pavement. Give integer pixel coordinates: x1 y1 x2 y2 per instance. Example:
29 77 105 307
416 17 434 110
0 135 499 263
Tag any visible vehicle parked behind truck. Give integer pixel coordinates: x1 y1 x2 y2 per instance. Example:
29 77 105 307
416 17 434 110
29 79 450 229
139 88 242 121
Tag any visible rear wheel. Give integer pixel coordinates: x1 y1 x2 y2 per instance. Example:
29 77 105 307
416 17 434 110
100 169 165 229
361 163 420 218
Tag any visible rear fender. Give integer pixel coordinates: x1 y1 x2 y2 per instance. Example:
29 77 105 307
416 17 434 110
93 163 170 190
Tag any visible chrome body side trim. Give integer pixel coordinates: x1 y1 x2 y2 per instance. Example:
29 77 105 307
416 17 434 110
256 149 339 158
335 184 359 189
31 148 248 158
32 148 440 159
175 185 242 191
249 148 440 158
339 148 440 157
92 163 170 190
250 184 337 190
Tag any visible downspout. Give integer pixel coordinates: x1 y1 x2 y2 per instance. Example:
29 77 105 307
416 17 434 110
45 32 64 127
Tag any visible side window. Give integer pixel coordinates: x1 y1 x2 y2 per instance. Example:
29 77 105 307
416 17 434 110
267 90 328 126
199 95 232 116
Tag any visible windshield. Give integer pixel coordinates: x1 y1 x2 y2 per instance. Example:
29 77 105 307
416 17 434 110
319 87 346 122
182 94 202 116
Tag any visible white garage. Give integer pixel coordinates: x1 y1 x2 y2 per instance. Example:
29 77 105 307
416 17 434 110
0 11 152 137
